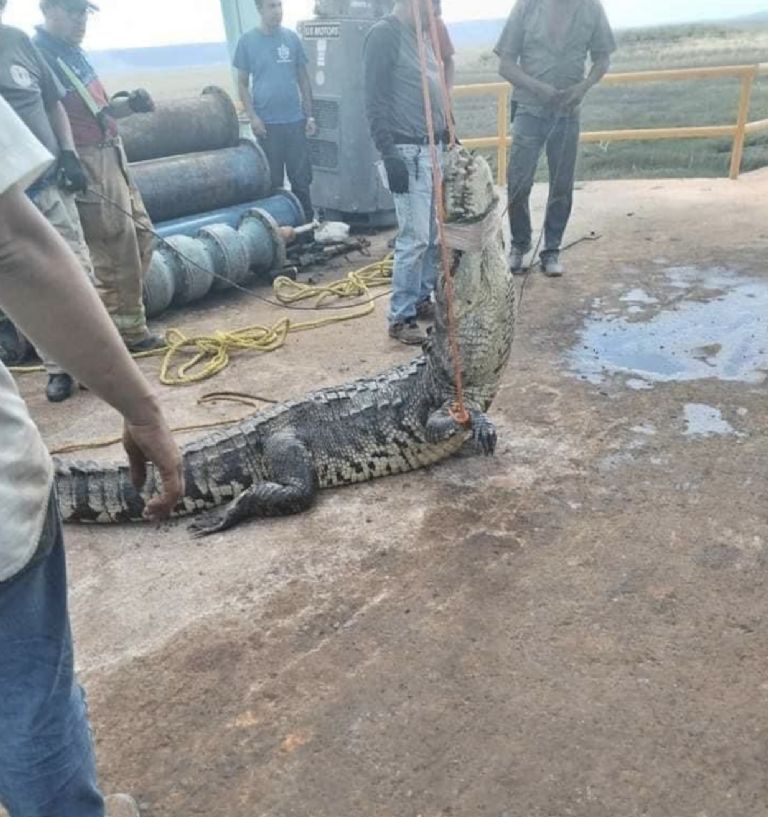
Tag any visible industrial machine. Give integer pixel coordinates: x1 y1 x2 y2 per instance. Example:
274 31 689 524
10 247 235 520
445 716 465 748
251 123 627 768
299 0 396 227
218 0 396 228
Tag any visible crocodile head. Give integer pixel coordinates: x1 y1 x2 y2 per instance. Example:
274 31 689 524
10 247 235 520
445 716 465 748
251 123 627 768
428 147 514 406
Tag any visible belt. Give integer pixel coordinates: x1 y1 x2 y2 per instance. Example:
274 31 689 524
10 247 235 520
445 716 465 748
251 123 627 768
79 135 121 150
392 131 449 146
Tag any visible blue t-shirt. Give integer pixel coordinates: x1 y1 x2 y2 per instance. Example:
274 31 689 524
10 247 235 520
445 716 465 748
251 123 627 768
233 27 308 126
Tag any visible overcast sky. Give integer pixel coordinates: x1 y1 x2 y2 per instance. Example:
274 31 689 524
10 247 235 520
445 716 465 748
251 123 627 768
3 0 766 49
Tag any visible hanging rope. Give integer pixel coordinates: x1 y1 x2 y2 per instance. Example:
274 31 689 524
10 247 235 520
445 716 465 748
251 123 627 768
412 0 470 426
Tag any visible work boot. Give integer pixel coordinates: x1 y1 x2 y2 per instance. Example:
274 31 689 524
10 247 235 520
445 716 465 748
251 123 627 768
104 793 141 817
388 320 425 346
509 247 526 274
415 299 435 321
125 333 166 353
541 254 564 277
46 373 75 403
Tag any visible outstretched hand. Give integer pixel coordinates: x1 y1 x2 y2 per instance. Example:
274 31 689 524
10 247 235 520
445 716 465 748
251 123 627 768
123 417 184 521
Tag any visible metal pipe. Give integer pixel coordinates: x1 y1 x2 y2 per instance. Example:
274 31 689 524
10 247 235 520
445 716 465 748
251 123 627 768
142 204 287 316
119 86 240 163
153 190 306 238
131 139 272 223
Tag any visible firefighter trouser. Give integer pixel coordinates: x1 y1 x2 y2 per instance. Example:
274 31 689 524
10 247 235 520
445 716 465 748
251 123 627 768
76 139 153 343
30 184 97 377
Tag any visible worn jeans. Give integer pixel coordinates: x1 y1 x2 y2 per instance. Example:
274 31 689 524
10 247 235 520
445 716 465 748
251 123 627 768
259 122 313 223
507 110 581 260
389 143 442 326
0 495 105 817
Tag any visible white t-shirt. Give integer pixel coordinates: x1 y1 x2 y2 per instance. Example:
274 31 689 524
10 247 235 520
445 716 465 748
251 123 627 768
0 95 56 581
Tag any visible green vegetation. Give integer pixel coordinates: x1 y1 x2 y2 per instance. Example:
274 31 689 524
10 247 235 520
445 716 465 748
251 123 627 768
453 21 768 180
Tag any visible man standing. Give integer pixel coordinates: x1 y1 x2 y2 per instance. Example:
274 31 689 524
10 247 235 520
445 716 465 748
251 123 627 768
364 0 447 345
0 0 94 402
496 0 615 277
235 0 316 223
0 96 182 817
34 0 164 351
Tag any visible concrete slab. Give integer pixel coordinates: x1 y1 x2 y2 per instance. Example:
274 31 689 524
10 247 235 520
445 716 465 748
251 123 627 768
13 169 768 817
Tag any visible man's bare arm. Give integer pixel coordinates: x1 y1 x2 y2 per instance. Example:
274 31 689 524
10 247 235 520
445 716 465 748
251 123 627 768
0 185 183 519
297 64 317 136
498 55 561 103
237 68 266 138
559 54 611 108
443 54 455 91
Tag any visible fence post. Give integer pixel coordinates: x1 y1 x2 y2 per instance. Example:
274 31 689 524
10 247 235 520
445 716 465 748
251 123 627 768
729 68 756 180
497 89 509 186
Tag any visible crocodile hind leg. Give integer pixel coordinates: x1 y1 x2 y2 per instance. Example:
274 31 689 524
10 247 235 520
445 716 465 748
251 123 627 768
189 432 317 537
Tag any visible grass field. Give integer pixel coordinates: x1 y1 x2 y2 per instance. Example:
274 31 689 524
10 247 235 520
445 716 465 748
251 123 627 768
455 21 768 180
104 20 768 181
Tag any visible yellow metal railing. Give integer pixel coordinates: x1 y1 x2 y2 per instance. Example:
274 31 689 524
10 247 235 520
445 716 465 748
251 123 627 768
454 63 768 183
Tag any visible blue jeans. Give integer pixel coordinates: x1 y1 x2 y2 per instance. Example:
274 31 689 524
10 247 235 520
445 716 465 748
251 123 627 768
389 144 442 325
0 495 104 817
507 110 581 260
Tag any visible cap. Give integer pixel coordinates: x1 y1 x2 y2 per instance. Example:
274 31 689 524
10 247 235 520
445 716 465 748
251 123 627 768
48 0 100 11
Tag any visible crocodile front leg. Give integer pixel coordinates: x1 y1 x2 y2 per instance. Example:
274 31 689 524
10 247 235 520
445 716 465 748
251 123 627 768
189 432 317 536
425 404 497 455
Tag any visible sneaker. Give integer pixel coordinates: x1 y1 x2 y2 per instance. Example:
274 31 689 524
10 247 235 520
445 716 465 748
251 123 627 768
415 299 435 320
104 793 141 817
46 373 75 403
510 248 526 274
541 255 564 277
388 320 425 345
126 333 166 353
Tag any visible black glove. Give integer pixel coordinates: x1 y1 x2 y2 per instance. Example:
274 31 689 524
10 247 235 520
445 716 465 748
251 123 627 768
57 150 88 195
128 88 155 113
383 155 409 194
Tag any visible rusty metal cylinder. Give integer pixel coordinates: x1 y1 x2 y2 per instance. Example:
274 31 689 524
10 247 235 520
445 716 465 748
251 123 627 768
131 139 272 223
119 86 240 163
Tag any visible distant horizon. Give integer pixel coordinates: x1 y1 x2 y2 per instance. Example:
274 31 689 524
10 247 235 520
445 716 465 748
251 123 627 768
3 0 766 50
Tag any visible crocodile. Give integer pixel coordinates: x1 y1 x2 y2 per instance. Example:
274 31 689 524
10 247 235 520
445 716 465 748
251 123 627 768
55 147 515 535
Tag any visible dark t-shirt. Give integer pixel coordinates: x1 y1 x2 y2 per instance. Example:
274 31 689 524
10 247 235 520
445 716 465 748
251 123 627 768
0 26 63 160
363 15 447 156
233 27 307 125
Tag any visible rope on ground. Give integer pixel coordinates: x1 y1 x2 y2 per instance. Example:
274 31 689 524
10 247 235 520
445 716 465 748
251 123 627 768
10 254 394 385
155 255 393 385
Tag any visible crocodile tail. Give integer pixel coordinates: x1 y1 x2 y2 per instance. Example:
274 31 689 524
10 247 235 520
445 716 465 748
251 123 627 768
54 459 149 523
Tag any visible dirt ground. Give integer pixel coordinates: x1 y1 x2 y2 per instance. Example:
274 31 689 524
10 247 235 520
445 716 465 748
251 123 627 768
15 169 768 817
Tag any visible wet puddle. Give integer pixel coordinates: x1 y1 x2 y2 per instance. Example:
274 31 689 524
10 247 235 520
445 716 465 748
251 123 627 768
570 266 768 387
683 403 740 438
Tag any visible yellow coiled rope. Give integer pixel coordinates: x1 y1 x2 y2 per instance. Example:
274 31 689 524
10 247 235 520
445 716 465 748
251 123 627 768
11 255 394 386
155 255 393 385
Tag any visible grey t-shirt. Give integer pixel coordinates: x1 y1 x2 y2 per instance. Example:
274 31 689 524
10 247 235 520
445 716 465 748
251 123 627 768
364 15 446 155
0 25 64 161
494 0 616 112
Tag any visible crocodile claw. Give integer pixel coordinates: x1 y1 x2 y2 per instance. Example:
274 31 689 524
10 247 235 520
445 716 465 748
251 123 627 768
471 415 497 456
188 510 230 538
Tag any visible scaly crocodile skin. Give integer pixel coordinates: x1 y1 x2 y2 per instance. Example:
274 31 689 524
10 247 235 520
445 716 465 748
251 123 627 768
55 147 515 534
